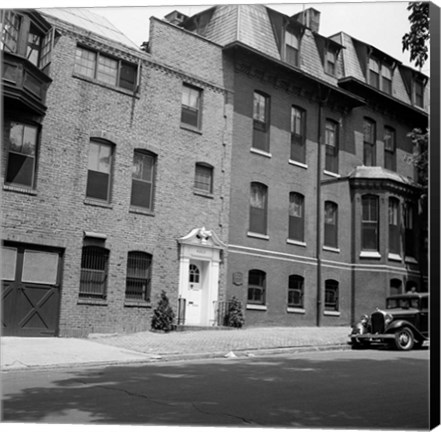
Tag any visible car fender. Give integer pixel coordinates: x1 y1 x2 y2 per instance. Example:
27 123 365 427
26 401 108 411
385 320 426 340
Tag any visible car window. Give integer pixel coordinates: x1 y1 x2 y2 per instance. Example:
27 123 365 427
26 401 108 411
410 299 419 308
386 299 398 309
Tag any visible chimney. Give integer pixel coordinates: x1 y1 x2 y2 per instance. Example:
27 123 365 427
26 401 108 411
292 8 321 33
164 10 188 26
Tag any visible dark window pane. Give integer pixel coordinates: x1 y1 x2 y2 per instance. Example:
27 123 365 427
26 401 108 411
86 170 109 201
248 270 265 305
289 193 304 241
119 62 137 90
250 183 267 234
6 153 34 186
131 179 152 209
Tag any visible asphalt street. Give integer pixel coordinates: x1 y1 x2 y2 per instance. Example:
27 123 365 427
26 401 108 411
2 348 429 429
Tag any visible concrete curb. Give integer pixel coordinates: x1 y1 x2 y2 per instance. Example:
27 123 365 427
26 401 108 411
1 343 350 372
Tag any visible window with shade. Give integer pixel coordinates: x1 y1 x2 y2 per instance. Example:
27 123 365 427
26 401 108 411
289 192 305 242
325 119 339 173
388 198 400 255
249 182 268 235
404 202 415 257
361 195 379 251
194 163 213 194
368 58 380 88
131 150 156 211
325 49 337 76
181 84 202 129
381 64 392 94
324 201 338 248
384 126 396 171
252 91 270 152
86 140 113 202
290 106 306 163
363 118 376 166
285 29 299 67
4 121 39 188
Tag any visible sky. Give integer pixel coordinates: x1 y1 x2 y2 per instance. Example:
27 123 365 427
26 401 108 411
73 1 431 76
8 1 433 75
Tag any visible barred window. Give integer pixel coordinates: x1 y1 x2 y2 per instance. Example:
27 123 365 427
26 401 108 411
125 252 152 302
288 275 304 308
79 246 109 298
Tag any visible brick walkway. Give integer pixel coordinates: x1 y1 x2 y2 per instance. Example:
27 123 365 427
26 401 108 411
93 326 350 357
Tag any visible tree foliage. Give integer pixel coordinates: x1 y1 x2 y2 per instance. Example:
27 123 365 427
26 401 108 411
151 290 175 332
407 128 428 189
402 2 430 68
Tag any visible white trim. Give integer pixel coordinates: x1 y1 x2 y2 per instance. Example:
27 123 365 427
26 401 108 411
324 310 341 317
246 304 267 311
323 170 341 178
247 232 270 240
289 159 308 169
323 246 340 253
388 253 402 262
83 231 107 239
360 251 381 259
286 239 307 247
287 307 305 314
405 256 418 264
250 148 272 158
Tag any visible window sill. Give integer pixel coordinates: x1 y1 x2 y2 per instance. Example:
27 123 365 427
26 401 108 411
405 256 418 264
246 304 267 311
129 207 155 217
287 239 306 247
193 189 214 199
3 184 38 195
324 310 340 317
84 198 113 209
250 148 272 158
73 73 140 98
360 251 381 259
388 253 402 262
180 123 202 134
323 246 340 253
287 307 305 314
323 170 340 178
289 160 308 169
124 300 152 308
78 297 108 306
247 232 270 240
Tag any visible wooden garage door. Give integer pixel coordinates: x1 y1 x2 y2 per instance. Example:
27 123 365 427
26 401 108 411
2 243 63 337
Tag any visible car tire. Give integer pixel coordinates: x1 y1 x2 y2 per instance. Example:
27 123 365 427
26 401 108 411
393 327 415 351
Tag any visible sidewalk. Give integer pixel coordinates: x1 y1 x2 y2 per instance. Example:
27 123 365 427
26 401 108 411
1 326 350 371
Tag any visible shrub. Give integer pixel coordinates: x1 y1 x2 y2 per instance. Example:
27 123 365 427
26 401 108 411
151 290 175 332
225 297 245 328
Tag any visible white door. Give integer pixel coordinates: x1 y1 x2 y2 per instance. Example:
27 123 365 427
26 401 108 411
186 263 202 325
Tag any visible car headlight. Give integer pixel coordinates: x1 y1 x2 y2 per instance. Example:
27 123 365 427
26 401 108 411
385 313 393 325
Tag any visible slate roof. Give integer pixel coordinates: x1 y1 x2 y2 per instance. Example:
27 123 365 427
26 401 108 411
348 166 418 186
39 8 140 51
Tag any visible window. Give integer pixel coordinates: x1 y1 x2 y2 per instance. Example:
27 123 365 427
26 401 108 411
325 280 339 312
384 127 396 171
79 246 109 298
189 264 200 283
125 252 152 302
390 278 402 296
325 49 336 76
368 58 380 88
363 118 376 166
404 202 415 257
26 24 42 67
289 192 304 242
324 201 338 248
288 275 304 308
414 80 424 108
388 198 400 255
361 195 379 251
253 91 270 152
131 150 156 210
5 121 38 188
285 29 299 67
290 106 306 163
381 64 392 94
1 11 21 54
74 46 137 91
194 163 213 194
86 140 113 202
248 270 266 305
181 84 202 129
325 119 339 173
249 182 268 235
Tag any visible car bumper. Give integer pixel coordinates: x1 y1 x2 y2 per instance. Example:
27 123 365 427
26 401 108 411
349 333 396 342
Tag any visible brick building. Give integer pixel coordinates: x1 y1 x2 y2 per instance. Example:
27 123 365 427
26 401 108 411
1 5 429 336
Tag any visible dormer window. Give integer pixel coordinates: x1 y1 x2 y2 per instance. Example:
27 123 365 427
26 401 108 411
325 49 336 76
368 58 380 88
285 29 299 67
368 56 394 95
414 79 424 108
381 64 392 94
1 11 22 54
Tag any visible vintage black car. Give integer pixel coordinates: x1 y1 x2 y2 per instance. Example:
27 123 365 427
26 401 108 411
350 293 429 351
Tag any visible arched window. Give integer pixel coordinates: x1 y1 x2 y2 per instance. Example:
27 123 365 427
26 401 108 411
248 269 266 305
325 279 339 312
324 201 338 248
79 245 109 298
125 251 152 302
250 182 268 235
289 192 304 242
131 149 156 210
288 275 304 308
189 264 200 283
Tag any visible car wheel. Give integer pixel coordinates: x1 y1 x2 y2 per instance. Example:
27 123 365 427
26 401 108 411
394 327 414 351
